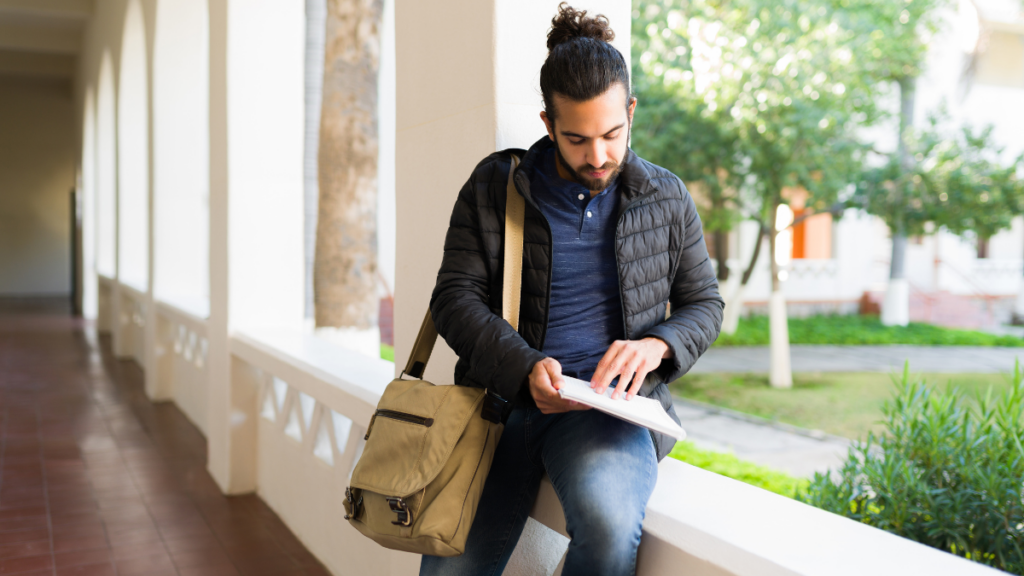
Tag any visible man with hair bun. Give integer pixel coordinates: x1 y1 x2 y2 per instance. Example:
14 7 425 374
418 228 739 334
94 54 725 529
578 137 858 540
424 3 723 575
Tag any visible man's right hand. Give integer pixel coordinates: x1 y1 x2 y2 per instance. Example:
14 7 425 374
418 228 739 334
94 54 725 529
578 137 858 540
529 358 591 414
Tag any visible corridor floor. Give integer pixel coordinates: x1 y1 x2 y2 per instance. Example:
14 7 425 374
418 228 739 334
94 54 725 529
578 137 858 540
0 300 330 576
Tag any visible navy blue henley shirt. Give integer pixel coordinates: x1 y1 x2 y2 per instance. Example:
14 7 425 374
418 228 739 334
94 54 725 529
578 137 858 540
530 148 624 381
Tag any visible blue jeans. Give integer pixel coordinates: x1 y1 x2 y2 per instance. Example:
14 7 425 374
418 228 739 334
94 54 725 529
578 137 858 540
420 408 658 576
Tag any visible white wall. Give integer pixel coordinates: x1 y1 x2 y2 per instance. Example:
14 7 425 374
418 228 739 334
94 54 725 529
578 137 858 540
153 0 210 317
394 0 631 380
0 76 76 296
116 0 150 291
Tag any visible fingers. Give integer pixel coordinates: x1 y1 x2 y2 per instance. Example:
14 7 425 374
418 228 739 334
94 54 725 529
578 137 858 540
547 361 565 391
592 341 626 393
595 340 663 400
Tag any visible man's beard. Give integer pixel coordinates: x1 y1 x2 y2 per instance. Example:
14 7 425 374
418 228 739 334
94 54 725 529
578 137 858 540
554 130 628 192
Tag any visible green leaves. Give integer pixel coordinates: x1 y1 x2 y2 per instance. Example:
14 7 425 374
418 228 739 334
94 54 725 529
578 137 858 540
800 368 1024 573
851 112 1024 239
631 0 888 232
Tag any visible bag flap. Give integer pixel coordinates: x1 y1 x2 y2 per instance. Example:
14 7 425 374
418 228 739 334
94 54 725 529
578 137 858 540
351 380 486 497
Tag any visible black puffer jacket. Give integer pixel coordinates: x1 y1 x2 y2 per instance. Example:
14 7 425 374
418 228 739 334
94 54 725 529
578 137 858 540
430 136 724 460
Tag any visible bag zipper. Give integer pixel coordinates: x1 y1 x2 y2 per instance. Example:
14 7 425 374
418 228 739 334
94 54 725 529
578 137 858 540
364 409 435 440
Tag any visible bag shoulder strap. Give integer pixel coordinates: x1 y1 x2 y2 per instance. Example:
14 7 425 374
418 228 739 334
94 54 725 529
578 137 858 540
403 154 524 379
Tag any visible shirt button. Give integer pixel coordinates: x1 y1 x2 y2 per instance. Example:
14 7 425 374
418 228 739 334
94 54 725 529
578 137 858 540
578 194 585 200
586 211 593 218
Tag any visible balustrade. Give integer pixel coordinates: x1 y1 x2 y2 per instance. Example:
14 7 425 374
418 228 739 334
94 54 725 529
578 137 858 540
93 277 1002 576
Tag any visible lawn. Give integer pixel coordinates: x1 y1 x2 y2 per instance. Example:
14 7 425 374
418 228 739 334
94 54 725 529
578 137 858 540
668 441 808 498
715 314 1024 347
670 371 1016 440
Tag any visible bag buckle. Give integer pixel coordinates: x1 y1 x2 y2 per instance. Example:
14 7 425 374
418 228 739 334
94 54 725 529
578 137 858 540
481 388 511 424
387 497 412 526
344 487 363 520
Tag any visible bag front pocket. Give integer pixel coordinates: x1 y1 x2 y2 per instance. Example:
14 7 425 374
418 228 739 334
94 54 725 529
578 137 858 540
365 409 435 440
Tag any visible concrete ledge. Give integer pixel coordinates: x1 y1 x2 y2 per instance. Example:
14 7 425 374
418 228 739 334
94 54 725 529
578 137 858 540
228 326 1000 576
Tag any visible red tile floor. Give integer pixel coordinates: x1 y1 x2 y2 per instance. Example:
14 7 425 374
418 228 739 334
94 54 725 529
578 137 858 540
0 299 331 576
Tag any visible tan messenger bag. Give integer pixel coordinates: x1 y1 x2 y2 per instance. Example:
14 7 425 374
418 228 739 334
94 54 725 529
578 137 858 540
343 155 525 556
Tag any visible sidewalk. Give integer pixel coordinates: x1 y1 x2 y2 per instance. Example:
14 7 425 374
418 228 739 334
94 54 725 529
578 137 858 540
673 398 850 478
690 345 1024 374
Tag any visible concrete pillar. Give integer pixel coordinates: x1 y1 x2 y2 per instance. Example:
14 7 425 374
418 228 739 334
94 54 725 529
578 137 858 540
142 0 164 400
393 0 631 381
207 0 306 494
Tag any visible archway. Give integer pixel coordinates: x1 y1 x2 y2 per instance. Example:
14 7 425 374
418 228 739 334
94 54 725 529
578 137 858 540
153 0 210 315
117 0 149 290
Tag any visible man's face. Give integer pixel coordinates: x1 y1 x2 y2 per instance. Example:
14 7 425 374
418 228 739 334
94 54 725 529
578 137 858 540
541 84 636 192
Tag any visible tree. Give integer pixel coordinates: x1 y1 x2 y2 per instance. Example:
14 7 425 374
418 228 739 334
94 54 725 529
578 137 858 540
933 123 1024 241
633 0 878 386
314 0 383 352
831 0 949 325
853 113 1024 316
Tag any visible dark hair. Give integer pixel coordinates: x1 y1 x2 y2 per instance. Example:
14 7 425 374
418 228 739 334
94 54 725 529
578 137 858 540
540 3 631 121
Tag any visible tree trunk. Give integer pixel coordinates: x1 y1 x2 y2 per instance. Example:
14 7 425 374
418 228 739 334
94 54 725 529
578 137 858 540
314 0 383 338
713 229 729 281
882 75 916 327
721 223 765 334
768 201 792 388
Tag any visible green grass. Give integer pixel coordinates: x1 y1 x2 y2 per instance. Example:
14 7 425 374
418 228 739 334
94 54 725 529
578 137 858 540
715 314 1024 347
668 441 808 498
671 371 1016 440
381 343 394 362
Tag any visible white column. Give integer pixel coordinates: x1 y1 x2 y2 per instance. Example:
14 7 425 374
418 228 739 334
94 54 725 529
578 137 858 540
207 0 306 494
393 0 630 382
143 1 163 400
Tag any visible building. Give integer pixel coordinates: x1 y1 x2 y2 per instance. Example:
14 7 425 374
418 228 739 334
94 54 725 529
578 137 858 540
728 0 1024 328
0 0 1011 574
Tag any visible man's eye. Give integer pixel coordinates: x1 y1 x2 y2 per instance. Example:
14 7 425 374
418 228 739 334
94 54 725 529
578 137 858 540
569 139 585 145
605 132 620 140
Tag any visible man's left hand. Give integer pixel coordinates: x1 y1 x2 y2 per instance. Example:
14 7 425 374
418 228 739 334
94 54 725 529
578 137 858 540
591 338 671 400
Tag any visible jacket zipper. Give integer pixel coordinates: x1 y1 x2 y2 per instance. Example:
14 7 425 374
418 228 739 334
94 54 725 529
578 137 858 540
613 189 661 340
364 409 435 440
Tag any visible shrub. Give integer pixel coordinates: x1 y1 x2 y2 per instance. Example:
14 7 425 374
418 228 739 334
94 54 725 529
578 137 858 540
670 441 809 499
799 364 1024 573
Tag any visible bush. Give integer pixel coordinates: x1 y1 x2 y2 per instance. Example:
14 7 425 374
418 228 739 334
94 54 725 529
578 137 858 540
670 441 808 499
715 314 1024 347
799 364 1024 573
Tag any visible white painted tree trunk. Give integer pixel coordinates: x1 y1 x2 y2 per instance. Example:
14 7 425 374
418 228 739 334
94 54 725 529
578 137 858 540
720 274 744 334
1015 282 1024 321
769 290 793 388
882 76 915 327
767 203 792 388
882 278 910 327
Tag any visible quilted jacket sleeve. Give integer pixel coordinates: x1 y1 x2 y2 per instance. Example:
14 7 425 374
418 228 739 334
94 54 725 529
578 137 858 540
429 159 548 401
642 179 725 383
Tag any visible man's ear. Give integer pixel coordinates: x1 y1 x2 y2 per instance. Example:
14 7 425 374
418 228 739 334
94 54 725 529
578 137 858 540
540 111 555 141
627 97 637 124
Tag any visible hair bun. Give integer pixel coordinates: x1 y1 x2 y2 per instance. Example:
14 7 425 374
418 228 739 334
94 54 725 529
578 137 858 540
547 2 614 52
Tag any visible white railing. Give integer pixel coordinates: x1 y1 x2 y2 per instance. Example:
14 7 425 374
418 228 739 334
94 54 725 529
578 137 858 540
226 328 999 576
117 282 147 366
155 300 209 434
97 274 114 333
102 276 1003 576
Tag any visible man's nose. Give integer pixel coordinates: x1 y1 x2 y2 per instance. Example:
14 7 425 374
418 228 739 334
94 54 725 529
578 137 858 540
588 141 608 169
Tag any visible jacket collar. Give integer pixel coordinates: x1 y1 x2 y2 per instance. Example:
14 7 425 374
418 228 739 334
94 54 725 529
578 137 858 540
517 136 657 207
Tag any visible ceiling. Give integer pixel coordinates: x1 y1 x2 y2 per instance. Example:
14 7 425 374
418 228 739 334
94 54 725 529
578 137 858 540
0 0 92 80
